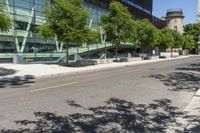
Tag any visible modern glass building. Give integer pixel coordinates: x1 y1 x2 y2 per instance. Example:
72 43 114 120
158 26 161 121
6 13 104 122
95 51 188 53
0 0 53 53
0 0 166 53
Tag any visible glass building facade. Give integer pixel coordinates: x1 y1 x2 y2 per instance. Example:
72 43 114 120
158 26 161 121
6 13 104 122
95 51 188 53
0 0 54 53
0 0 166 53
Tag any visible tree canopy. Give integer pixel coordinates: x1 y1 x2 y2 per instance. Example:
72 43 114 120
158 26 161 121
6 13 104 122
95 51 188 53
100 1 135 45
38 0 96 45
134 19 159 49
158 28 174 49
0 4 11 32
184 23 200 42
171 30 183 49
182 35 196 49
37 0 100 63
100 1 135 60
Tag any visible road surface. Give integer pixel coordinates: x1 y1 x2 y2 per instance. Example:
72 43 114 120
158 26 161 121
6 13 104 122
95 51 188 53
0 56 200 132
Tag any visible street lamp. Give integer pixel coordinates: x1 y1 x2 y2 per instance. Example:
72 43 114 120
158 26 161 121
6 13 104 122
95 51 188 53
100 26 107 54
32 46 37 58
100 26 106 44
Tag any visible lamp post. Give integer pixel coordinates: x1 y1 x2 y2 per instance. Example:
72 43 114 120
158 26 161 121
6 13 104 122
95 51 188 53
113 25 119 61
100 26 107 55
100 26 106 44
32 46 37 58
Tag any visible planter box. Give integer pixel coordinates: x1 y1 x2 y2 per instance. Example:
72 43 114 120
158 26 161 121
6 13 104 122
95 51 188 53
128 57 142 62
76 60 98 66
151 56 159 60
160 52 179 58
97 59 113 64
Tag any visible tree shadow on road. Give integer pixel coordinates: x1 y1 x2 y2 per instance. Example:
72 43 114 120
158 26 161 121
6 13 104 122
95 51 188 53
176 62 200 73
0 67 16 77
148 61 200 92
1 98 187 133
149 72 200 92
0 75 35 88
182 115 200 133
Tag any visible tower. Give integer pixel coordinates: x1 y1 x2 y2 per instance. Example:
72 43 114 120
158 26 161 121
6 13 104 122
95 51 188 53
165 9 185 34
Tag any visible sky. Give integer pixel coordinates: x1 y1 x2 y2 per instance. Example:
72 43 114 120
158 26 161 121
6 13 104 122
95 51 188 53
153 0 197 25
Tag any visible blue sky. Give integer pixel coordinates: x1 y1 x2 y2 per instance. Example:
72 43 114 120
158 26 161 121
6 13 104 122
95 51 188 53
153 0 197 25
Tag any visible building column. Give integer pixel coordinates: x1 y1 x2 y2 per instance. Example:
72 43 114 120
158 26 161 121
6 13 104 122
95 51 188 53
5 0 20 52
20 6 35 52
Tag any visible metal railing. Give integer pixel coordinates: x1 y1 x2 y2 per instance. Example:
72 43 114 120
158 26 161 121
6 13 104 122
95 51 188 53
0 42 115 64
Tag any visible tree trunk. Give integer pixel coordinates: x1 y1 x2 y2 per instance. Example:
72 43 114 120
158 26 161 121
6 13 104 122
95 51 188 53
141 48 144 58
59 42 64 52
105 43 107 56
115 45 118 61
65 46 69 64
149 48 152 56
55 35 60 52
171 48 173 58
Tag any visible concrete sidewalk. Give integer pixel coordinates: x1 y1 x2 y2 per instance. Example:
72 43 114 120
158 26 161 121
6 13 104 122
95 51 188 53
180 89 200 132
167 89 200 133
0 56 191 79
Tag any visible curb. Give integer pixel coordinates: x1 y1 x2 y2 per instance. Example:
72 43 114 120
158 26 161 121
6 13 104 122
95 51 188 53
195 89 200 96
172 89 200 132
35 56 191 79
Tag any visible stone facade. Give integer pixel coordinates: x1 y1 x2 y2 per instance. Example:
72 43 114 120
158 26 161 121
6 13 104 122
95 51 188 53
164 9 185 53
165 9 185 34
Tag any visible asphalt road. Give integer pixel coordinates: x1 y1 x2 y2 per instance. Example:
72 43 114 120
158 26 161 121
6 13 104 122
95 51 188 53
0 56 200 133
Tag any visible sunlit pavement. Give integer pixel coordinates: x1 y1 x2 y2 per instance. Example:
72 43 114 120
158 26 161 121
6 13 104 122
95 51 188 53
0 56 200 132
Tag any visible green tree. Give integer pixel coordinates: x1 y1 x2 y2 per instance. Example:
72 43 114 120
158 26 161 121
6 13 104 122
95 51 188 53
182 35 196 49
0 4 11 32
85 30 100 44
158 28 184 56
134 19 159 56
184 23 200 42
100 1 135 61
157 29 168 49
171 30 183 49
38 0 96 64
184 23 200 54
158 28 174 56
